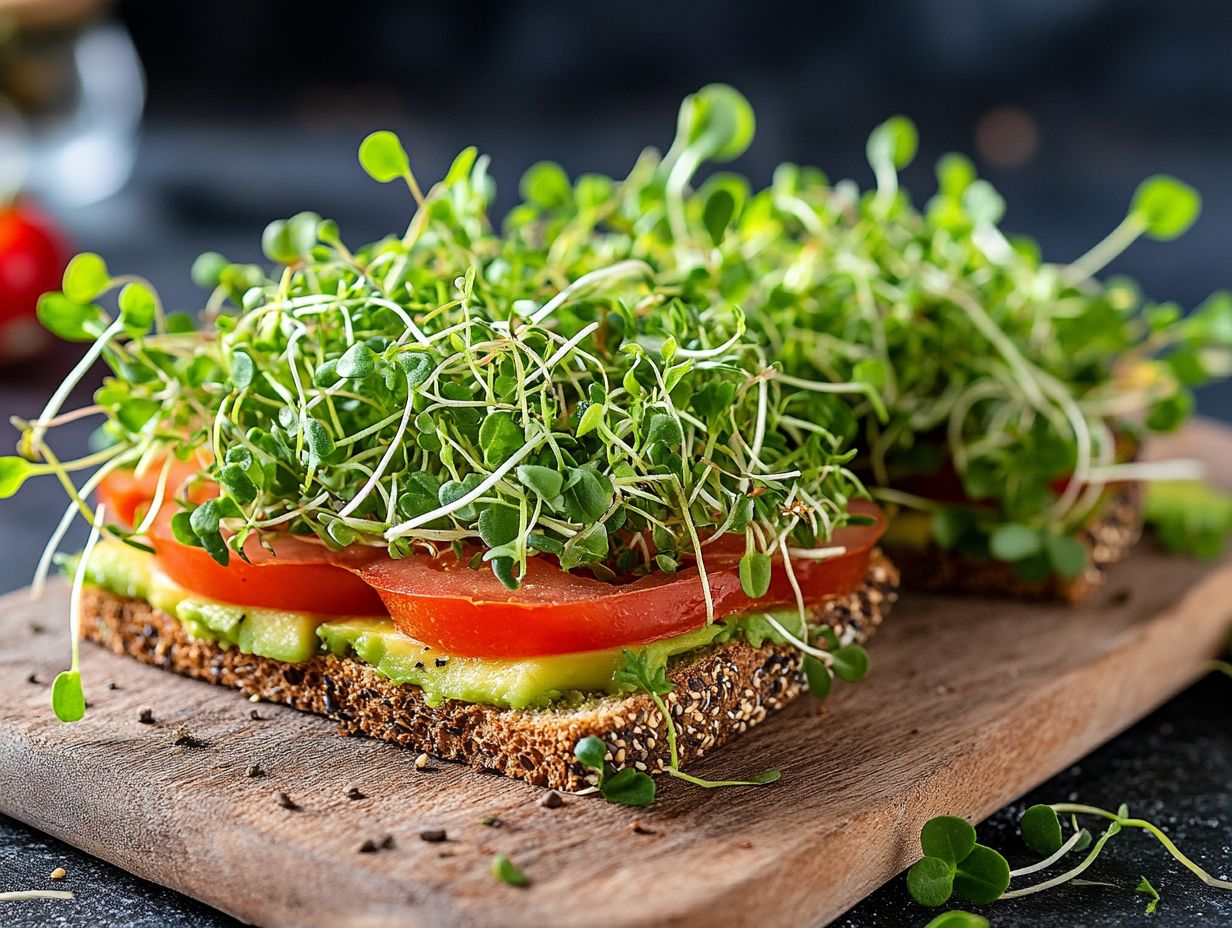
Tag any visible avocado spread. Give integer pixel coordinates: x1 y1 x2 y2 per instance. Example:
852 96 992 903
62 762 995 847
82 539 800 710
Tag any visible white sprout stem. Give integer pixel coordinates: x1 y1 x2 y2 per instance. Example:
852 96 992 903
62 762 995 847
29 318 125 448
0 891 74 901
69 504 107 671
337 377 415 519
785 544 847 560
1008 829 1088 878
1065 214 1146 283
778 532 808 629
526 260 652 325
133 455 176 536
31 452 135 599
522 322 601 385
367 296 431 346
385 432 540 539
1086 459 1206 483
675 482 715 624
869 486 940 511
763 613 832 662
672 323 747 360
999 825 1122 899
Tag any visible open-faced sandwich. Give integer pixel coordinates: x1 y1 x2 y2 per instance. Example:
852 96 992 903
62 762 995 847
3 112 898 794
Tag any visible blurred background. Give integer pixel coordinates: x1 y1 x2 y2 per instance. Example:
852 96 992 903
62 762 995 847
1 0 1231 584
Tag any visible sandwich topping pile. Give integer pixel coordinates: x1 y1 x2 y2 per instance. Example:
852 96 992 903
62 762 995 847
3 84 1228 794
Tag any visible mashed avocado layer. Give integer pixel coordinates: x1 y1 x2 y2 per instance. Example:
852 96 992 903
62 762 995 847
82 539 799 709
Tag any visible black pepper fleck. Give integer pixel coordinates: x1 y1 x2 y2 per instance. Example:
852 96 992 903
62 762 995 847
434 658 448 667
137 708 155 725
274 791 299 810
25 672 39 685
249 709 263 721
358 839 379 853
107 681 118 690
345 787 366 801
380 835 395 850
419 829 447 843
538 790 565 809
246 764 264 778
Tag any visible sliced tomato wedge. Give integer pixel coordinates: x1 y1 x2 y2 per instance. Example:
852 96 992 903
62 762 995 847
350 500 885 657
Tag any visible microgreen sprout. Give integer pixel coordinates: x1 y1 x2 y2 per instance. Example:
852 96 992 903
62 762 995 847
906 803 1231 911
1136 875 1161 914
13 119 866 610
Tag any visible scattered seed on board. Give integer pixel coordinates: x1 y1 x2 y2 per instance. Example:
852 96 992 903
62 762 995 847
25 672 39 685
358 839 379 853
538 790 565 809
249 694 262 703
345 787 366 801
249 709 263 721
274 792 299 810
419 829 447 843
380 835 395 850
414 753 429 770
480 815 502 828
137 708 155 725
246 764 264 778
628 821 655 835
49 868 66 880
107 682 118 690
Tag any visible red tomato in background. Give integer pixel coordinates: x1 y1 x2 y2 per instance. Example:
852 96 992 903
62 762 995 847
0 199 68 364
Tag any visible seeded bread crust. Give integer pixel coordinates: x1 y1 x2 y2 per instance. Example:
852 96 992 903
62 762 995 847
887 486 1142 604
79 551 898 790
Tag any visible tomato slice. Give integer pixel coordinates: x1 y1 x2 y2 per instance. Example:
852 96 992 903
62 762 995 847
97 462 885 656
142 501 389 616
98 457 206 527
350 500 885 657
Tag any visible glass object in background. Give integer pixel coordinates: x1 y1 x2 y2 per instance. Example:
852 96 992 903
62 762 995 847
0 0 143 208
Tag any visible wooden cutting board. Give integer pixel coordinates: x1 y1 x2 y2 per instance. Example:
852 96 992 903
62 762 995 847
2 423 1230 928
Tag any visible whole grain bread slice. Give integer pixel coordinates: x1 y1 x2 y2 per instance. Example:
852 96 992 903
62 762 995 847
887 486 1142 604
80 551 898 791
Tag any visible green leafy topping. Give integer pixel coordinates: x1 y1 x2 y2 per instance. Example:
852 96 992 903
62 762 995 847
1136 875 1160 914
924 913 989 928
1020 804 1063 856
62 252 110 303
1132 176 1201 241
358 130 411 183
920 816 977 864
50 670 85 723
490 854 529 888
573 735 655 807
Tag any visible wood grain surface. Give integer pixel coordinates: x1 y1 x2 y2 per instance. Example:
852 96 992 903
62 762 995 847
1 423 1230 928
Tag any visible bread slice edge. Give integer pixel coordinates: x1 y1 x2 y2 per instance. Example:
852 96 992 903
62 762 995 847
80 550 899 791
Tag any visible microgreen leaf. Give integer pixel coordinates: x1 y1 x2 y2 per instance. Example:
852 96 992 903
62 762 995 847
1020 804 1064 856
336 342 376 379
358 130 411 183
738 550 772 598
576 403 605 437
573 736 606 772
516 465 564 503
118 282 156 335
952 844 1011 904
230 350 255 391
989 523 1041 562
599 767 657 806
36 293 106 342
50 670 85 723
490 854 529 888
921 816 977 864
830 644 870 683
1136 875 1160 914
191 251 229 289
519 161 572 209
703 188 736 246
924 913 989 928
867 115 918 172
1044 534 1088 581
0 457 35 499
62 252 110 303
479 412 524 467
802 654 833 700
1132 175 1201 240
907 856 956 907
